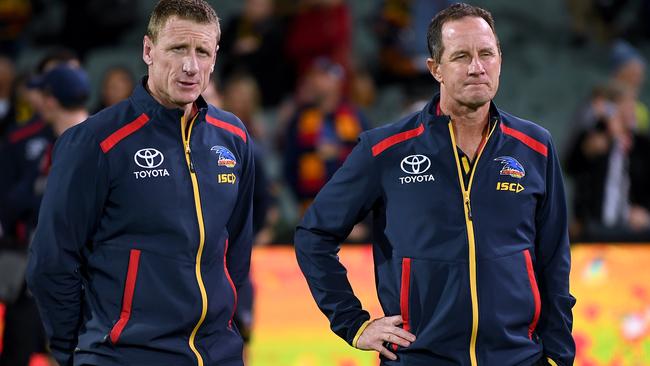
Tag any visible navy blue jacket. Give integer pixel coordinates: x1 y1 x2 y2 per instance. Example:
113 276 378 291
295 96 575 366
26 80 255 366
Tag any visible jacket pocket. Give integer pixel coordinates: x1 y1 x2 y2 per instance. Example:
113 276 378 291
109 249 141 344
224 238 238 328
523 249 541 340
393 257 412 351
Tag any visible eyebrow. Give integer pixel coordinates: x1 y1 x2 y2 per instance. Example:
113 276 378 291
449 46 496 57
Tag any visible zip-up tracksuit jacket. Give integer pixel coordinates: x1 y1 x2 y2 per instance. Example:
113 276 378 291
26 80 254 366
295 95 575 366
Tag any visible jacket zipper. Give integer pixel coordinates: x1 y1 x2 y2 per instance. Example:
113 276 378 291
448 120 496 366
182 115 208 366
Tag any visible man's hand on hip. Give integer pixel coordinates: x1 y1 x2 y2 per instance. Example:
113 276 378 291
355 315 416 361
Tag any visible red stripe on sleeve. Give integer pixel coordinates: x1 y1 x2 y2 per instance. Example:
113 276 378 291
100 114 150 153
500 124 548 157
206 115 247 143
109 249 141 344
372 124 425 157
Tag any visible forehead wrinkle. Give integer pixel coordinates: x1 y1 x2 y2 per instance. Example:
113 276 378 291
159 19 217 46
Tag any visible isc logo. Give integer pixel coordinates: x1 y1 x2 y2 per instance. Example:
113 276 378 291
496 182 524 193
218 173 236 184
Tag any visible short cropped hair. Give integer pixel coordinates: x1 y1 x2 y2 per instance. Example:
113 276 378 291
427 3 500 63
147 0 221 43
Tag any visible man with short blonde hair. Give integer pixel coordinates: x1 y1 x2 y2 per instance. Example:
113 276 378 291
27 1 255 365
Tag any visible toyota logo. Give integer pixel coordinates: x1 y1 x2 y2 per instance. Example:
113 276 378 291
134 148 164 169
400 154 431 174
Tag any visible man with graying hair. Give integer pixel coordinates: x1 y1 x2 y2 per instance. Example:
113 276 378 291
26 1 255 365
295 3 575 365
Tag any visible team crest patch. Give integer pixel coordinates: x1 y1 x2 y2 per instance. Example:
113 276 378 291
494 156 525 179
211 146 237 168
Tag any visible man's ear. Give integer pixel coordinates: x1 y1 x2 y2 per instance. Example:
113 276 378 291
143 35 153 66
426 58 442 83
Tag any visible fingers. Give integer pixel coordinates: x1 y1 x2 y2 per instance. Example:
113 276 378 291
391 327 416 343
379 315 416 343
383 332 412 348
378 344 398 361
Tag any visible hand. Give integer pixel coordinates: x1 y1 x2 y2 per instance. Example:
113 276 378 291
355 315 416 361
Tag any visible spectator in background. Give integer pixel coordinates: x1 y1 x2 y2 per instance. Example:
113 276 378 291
283 57 369 221
0 56 15 138
285 0 351 87
565 81 650 241
93 65 135 113
221 73 269 146
220 73 276 238
14 47 81 135
373 0 448 89
565 0 634 45
608 39 649 133
0 64 89 366
0 0 31 58
219 0 291 107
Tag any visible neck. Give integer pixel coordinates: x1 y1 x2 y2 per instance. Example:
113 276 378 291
440 97 490 131
440 97 491 161
53 109 89 136
183 103 196 122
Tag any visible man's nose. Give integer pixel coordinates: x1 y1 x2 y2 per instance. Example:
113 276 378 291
468 56 486 75
182 54 199 75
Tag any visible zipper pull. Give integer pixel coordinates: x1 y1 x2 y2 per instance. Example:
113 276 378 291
465 193 472 220
186 143 195 173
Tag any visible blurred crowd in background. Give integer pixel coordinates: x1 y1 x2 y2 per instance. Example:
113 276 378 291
1 0 650 364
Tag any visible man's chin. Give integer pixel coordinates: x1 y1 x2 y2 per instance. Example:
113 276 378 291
463 99 490 110
171 94 200 108
462 92 495 110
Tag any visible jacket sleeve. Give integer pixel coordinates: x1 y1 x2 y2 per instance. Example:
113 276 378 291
225 135 255 291
294 133 379 345
25 126 109 366
535 138 576 366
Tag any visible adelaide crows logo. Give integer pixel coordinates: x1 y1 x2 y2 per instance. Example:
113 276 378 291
494 156 525 179
211 146 237 168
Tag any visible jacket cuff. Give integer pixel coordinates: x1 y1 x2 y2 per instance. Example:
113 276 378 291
351 320 372 348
